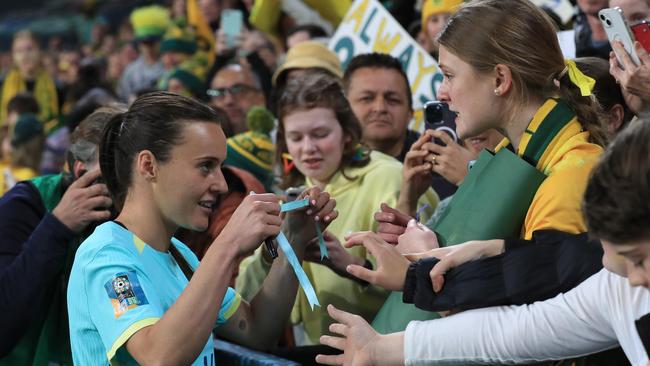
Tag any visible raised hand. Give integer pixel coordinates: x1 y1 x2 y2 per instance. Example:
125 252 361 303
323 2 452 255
316 305 378 366
53 169 112 233
343 232 410 291
395 219 439 255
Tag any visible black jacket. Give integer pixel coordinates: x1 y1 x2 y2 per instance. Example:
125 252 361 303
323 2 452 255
402 230 603 312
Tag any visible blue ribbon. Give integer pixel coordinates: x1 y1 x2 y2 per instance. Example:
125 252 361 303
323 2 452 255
276 231 320 309
280 198 328 260
280 198 310 212
315 223 329 260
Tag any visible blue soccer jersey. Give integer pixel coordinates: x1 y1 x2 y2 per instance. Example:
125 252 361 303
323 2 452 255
68 221 241 365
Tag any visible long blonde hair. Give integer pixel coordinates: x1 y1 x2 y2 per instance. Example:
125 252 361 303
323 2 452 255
438 0 608 146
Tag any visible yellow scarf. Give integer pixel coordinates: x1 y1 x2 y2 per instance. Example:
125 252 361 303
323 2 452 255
1 68 59 127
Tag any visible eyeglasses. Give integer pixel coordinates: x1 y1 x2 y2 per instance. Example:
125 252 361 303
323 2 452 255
206 84 259 99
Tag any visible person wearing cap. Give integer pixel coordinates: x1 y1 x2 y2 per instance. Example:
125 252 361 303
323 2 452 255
117 5 170 102
208 63 267 137
420 0 463 57
160 26 198 71
0 113 44 194
270 40 343 115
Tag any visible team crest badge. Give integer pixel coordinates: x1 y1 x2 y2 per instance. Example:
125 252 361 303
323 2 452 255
104 271 149 318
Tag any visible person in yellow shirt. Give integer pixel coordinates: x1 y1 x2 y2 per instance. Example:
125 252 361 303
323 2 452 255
0 113 44 194
236 72 438 348
0 31 59 129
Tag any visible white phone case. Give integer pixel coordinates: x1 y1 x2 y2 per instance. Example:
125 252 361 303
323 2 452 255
599 7 641 67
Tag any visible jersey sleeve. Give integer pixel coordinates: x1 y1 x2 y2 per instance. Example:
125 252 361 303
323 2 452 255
83 244 164 362
215 287 242 327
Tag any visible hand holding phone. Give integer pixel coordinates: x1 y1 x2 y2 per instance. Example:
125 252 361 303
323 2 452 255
599 7 641 67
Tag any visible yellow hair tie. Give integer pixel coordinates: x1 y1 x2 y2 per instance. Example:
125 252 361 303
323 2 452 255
562 60 596 97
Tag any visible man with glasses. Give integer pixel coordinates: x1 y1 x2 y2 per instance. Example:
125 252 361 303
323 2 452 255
207 64 267 137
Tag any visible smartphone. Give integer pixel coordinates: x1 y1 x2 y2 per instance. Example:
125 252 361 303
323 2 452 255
221 9 243 48
598 7 641 67
423 101 459 146
631 21 650 54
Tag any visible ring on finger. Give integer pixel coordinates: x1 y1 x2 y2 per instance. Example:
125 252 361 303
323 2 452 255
431 155 437 164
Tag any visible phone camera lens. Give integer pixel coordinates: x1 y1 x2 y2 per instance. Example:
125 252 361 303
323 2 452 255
606 19 612 27
599 14 605 21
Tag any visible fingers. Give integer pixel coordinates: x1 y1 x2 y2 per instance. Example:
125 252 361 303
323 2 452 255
610 51 624 80
406 219 419 228
379 203 412 225
327 304 358 326
429 259 453 292
85 195 113 210
613 40 636 69
329 323 348 336
86 183 110 197
343 232 381 250
377 232 400 245
320 335 345 350
254 200 281 216
377 221 407 235
72 168 102 188
315 353 344 365
315 198 336 222
346 263 375 283
431 130 454 146
635 41 649 64
410 131 433 151
421 141 444 155
404 247 450 261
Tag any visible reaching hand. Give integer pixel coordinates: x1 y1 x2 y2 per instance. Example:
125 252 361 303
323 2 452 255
395 219 439 255
399 132 435 212
373 203 412 245
405 239 505 292
303 231 364 278
343 232 410 291
316 305 378 366
52 169 112 233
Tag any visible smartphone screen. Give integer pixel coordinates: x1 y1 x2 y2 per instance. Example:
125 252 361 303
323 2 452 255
221 9 243 47
631 22 650 54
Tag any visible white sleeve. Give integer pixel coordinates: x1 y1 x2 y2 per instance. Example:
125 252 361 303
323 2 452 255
404 269 619 365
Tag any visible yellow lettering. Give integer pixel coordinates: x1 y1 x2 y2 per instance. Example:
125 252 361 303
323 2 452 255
411 52 438 93
345 0 371 33
372 18 402 53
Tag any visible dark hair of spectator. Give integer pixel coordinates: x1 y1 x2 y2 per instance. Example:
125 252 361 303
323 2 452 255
67 105 126 172
6 93 39 115
584 117 650 244
342 53 413 110
276 73 369 189
574 57 634 133
439 0 608 147
99 91 224 210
